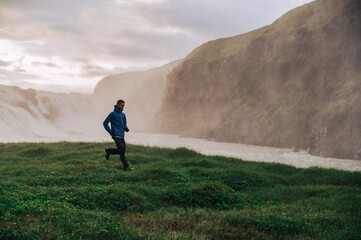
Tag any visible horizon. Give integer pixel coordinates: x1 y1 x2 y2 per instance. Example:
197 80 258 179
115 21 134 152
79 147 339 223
1 0 313 94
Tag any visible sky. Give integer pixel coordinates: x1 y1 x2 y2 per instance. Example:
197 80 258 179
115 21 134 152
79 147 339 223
0 0 313 93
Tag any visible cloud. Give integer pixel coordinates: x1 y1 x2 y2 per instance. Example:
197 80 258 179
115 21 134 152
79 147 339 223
118 0 314 39
78 60 113 78
0 0 313 93
31 61 59 68
0 7 24 21
0 67 46 85
0 60 12 67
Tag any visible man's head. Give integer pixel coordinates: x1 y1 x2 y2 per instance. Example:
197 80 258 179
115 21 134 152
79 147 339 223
116 99 125 111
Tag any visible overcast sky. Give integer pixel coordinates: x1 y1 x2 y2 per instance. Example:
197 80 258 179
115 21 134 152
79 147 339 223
0 0 313 93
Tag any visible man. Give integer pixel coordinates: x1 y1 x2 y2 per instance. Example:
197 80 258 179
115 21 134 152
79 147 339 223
103 99 132 171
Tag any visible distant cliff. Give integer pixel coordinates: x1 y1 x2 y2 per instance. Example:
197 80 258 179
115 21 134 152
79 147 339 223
0 60 181 141
94 60 181 131
156 0 361 159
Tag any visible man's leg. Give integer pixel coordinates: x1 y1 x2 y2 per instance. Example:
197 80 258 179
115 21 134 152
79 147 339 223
105 145 119 160
106 147 119 155
112 137 129 169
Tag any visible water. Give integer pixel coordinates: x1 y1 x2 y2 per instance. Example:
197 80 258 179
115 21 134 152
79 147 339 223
125 133 361 172
2 132 360 172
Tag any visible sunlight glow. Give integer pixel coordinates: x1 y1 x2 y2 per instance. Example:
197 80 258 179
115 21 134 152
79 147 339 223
0 39 23 63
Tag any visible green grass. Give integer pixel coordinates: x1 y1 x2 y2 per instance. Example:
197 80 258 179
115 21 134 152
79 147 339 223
0 142 360 240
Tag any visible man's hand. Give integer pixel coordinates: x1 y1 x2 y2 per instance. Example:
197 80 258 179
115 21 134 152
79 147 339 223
125 127 129 132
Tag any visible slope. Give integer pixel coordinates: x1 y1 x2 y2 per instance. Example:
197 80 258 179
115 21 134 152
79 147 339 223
156 0 361 159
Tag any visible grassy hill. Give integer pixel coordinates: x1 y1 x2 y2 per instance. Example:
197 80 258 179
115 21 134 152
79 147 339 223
0 142 360 239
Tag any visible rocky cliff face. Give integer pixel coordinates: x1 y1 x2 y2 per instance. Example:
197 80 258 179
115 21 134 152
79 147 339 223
94 60 181 131
156 0 361 159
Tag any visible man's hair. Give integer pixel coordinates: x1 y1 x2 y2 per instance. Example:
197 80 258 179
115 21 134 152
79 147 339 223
117 99 125 104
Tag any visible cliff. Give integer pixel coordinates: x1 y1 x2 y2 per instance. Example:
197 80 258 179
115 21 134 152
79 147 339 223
156 0 361 159
94 60 181 131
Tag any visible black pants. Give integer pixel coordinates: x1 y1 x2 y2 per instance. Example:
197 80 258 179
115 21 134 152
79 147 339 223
108 137 129 168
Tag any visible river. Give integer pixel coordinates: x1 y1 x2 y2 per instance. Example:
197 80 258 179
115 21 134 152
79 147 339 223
125 133 361 172
2 132 360 172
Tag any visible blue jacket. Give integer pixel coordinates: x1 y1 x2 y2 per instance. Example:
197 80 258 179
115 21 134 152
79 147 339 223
103 106 129 137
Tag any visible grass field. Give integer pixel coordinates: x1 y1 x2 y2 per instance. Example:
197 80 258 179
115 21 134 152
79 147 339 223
0 142 360 239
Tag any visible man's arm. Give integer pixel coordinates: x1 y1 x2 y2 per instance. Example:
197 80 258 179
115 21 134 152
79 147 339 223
123 113 129 132
103 113 113 135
